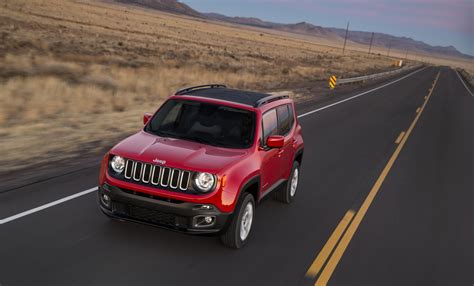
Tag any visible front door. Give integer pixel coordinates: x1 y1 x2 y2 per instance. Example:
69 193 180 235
276 104 296 179
260 108 284 193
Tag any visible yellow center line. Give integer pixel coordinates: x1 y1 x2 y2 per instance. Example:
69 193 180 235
395 131 406 144
314 71 441 286
305 210 355 278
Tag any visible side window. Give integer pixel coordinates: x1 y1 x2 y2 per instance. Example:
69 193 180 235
262 109 278 145
277 105 291 135
288 104 294 129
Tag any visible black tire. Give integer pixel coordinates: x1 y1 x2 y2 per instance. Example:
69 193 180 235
275 161 299 204
220 193 255 249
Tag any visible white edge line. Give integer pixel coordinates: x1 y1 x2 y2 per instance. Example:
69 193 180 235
297 66 427 119
1 66 428 225
0 187 98 225
455 70 473 97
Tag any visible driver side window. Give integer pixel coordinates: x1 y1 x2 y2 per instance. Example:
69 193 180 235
262 109 278 145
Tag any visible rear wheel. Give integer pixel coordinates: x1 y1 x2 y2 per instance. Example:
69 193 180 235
275 161 299 204
220 193 255 249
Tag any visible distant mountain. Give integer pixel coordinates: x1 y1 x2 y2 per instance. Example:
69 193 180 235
116 0 201 17
204 13 341 40
116 0 471 59
204 13 275 28
278 21 340 39
328 28 471 58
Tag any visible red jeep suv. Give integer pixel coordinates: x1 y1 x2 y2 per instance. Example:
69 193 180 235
98 84 304 248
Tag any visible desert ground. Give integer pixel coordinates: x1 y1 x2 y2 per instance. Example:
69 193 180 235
0 0 472 182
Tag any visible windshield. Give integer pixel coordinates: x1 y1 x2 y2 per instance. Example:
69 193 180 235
145 99 256 149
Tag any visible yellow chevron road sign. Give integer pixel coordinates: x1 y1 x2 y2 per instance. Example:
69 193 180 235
329 75 337 89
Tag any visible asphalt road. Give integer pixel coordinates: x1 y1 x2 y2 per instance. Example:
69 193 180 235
0 67 472 286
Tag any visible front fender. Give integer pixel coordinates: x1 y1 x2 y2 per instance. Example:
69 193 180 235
218 154 260 213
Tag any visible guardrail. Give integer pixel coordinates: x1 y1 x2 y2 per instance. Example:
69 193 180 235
337 65 422 86
457 68 473 88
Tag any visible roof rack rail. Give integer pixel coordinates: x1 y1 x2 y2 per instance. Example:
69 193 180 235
175 84 227 95
254 95 289 107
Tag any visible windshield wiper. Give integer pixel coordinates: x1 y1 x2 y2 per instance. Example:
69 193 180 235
152 130 235 147
180 135 215 145
153 130 212 144
185 136 240 148
152 130 180 139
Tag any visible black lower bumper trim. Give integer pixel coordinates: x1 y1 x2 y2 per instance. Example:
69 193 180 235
98 184 231 235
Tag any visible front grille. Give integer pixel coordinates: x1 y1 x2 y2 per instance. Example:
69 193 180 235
128 205 177 227
123 159 192 192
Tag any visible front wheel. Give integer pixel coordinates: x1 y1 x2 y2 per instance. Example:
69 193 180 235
220 193 255 249
275 161 300 204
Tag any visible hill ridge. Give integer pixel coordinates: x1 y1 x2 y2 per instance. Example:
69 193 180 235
117 0 472 59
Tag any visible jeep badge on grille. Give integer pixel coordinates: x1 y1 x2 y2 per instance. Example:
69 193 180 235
153 158 166 165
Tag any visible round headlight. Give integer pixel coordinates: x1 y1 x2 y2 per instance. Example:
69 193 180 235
194 172 216 192
110 156 125 173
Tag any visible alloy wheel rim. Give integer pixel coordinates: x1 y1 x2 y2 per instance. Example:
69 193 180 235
239 202 254 241
290 168 299 197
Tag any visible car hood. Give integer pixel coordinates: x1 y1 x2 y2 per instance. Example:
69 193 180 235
110 131 250 173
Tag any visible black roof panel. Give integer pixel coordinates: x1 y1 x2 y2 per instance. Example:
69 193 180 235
181 87 271 106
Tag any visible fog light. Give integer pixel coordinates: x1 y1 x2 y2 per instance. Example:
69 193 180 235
193 215 216 227
101 193 111 208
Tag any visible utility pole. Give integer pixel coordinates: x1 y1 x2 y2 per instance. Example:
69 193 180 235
342 21 349 55
368 32 374 54
404 49 408 60
387 41 392 56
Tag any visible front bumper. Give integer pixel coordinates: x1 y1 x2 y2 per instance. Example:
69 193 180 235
98 183 231 235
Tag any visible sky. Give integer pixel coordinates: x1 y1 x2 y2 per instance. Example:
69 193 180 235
182 0 473 56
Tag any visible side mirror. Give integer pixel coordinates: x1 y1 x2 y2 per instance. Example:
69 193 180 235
143 112 153 125
266 135 285 148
